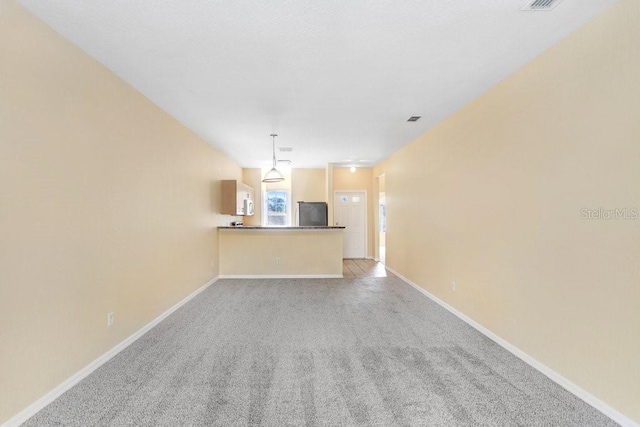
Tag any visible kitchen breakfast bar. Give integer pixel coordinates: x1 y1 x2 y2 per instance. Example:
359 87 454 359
218 226 346 278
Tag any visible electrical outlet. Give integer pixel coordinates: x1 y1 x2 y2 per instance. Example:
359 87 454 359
107 312 114 327
276 257 280 265
451 281 456 291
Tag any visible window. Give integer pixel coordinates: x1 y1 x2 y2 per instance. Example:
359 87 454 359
265 190 290 226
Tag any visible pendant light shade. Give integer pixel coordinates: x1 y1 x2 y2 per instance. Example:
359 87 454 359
262 134 285 183
263 167 285 182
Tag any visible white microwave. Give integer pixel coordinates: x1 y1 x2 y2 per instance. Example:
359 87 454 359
243 198 254 216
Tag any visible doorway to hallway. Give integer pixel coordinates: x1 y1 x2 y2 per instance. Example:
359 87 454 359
378 173 386 265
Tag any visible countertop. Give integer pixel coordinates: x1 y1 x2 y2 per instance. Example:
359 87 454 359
218 226 345 230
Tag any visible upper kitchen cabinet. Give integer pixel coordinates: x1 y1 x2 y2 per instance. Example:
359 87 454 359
221 180 254 216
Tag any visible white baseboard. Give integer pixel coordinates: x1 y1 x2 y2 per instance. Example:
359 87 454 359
386 267 638 427
219 274 342 279
2 276 220 427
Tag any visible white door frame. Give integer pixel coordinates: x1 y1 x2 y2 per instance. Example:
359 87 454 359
333 190 367 259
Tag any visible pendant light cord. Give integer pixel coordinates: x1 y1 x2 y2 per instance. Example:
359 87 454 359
271 133 278 167
272 135 276 167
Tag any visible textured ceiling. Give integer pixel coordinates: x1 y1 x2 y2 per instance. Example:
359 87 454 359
17 0 618 168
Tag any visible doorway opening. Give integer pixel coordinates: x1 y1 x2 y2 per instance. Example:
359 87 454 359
378 174 386 264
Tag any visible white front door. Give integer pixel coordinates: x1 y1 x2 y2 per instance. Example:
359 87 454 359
334 191 366 259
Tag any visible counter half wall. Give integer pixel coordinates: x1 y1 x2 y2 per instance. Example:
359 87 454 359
218 227 345 278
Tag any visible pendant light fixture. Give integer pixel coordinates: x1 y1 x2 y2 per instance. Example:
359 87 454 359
262 133 285 183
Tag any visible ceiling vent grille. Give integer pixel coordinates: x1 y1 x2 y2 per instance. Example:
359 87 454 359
279 147 293 152
523 0 562 11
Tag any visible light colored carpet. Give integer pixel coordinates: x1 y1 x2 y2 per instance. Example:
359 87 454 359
24 277 617 426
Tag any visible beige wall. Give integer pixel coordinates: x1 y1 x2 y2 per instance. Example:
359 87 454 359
374 0 640 422
0 1 242 423
219 229 343 276
291 168 326 204
333 167 375 258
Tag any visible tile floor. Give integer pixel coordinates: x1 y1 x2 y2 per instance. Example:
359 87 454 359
342 258 394 278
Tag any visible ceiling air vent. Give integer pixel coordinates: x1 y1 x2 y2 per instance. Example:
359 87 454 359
279 147 293 152
523 0 563 11
407 116 421 122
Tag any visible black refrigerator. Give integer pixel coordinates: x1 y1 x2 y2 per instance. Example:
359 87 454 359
297 202 328 226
